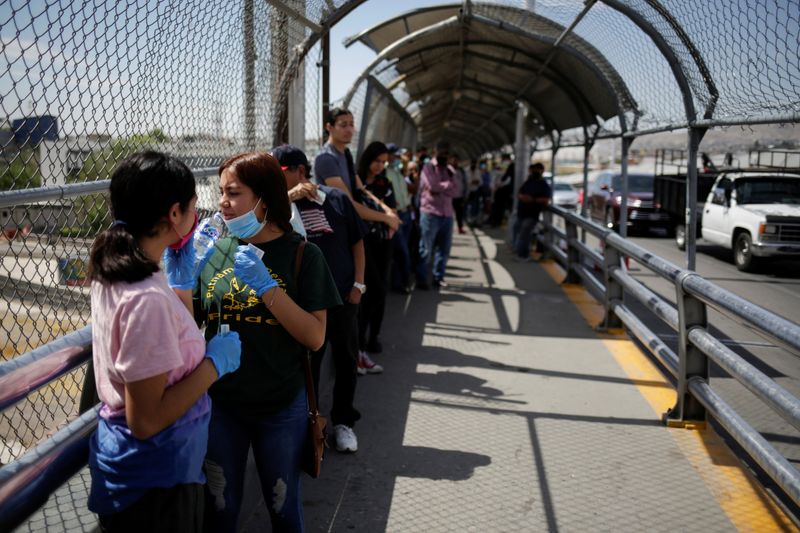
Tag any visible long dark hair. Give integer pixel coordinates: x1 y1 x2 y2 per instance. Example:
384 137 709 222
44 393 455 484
218 152 292 233
88 151 196 284
357 141 388 183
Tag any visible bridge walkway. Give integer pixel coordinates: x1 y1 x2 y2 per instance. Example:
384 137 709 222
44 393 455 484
245 226 797 532
15 226 797 532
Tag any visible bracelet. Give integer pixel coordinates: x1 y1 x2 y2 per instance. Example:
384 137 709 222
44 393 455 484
265 286 279 309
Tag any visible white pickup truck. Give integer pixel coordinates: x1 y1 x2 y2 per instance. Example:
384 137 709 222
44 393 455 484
700 171 800 271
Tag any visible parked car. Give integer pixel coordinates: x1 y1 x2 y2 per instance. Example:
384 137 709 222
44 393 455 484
699 171 800 271
552 182 579 211
588 172 670 232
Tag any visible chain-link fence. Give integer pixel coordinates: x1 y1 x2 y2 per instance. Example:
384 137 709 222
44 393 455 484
1 0 798 479
0 0 352 465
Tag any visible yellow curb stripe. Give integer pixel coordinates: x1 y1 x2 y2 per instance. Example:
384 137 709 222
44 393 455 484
540 259 798 532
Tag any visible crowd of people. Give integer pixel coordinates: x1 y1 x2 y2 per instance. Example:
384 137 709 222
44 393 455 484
84 107 551 532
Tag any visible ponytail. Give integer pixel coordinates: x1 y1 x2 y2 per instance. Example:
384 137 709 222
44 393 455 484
88 224 158 284
87 151 196 285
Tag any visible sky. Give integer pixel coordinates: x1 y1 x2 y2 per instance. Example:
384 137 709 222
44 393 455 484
1 0 797 143
327 0 446 102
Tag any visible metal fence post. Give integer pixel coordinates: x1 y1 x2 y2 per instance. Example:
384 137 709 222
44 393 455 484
666 271 709 427
599 237 623 330
563 215 581 283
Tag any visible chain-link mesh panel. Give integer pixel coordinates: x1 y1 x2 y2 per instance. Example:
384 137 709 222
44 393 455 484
649 0 800 122
0 0 352 466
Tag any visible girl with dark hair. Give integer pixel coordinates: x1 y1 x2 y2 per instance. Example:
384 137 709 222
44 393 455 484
87 151 242 532
196 151 340 532
355 141 396 373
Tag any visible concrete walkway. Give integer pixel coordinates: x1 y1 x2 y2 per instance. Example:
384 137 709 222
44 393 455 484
243 227 797 532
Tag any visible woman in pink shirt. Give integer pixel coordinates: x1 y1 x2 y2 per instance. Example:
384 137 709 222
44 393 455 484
87 152 241 532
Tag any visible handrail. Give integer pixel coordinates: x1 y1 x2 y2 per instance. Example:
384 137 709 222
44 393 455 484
0 406 99 532
539 204 800 508
0 326 92 412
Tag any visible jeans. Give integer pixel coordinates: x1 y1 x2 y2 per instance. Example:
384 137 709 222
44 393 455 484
514 215 539 258
312 303 360 427
416 213 454 284
204 390 308 533
391 210 413 290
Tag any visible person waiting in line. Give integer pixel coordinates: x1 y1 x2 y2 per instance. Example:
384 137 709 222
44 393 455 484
490 158 514 228
465 159 482 226
355 141 396 371
405 160 423 277
273 144 366 453
313 107 401 235
450 153 469 234
385 143 414 293
87 152 241 532
513 162 552 262
196 152 341 532
416 141 460 290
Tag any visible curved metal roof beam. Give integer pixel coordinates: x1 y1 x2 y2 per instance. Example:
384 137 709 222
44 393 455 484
342 4 460 48
389 39 599 122
343 4 635 118
399 60 560 135
342 15 622 147
425 111 509 149
467 12 630 130
343 15 462 108
600 0 700 124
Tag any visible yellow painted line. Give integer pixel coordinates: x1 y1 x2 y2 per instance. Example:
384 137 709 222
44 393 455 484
540 259 798 532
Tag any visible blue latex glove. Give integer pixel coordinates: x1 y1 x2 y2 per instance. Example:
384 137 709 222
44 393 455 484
162 240 214 290
205 331 241 379
233 245 278 297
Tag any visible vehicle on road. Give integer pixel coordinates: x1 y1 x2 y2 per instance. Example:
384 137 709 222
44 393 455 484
700 171 800 271
552 182 579 211
653 148 800 271
587 172 670 233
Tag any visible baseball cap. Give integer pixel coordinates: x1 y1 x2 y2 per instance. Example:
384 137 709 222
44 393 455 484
386 143 400 154
271 144 309 170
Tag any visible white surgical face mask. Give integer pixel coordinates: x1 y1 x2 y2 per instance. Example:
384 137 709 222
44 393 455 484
223 199 266 238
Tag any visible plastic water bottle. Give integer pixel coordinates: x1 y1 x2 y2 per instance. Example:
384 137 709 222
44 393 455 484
194 212 225 262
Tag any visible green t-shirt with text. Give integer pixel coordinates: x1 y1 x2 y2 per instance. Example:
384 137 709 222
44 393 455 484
195 233 341 415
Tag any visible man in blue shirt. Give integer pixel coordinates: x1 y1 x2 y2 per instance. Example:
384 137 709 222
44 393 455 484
274 144 370 453
313 107 400 235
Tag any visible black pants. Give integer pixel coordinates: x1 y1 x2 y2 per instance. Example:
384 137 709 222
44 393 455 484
452 197 466 230
311 302 361 427
99 483 204 533
359 236 393 349
490 185 512 226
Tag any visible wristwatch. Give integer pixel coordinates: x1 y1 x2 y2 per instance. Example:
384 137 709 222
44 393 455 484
353 282 367 294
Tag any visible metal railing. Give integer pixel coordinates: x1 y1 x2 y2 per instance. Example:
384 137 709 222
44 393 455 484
540 204 800 508
0 326 95 531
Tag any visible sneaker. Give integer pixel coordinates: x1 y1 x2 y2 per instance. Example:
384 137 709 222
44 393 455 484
512 255 534 263
358 350 384 374
334 424 358 453
433 279 449 289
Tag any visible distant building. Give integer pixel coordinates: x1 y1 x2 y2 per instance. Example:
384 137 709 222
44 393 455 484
12 115 58 146
38 136 110 187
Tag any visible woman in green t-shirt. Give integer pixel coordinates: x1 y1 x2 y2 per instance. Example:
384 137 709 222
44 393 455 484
196 152 341 532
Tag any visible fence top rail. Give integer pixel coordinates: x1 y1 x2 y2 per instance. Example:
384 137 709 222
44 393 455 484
547 205 800 353
0 167 219 209
0 326 93 413
0 406 99 532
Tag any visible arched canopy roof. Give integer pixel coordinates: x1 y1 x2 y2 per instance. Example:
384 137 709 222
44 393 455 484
344 3 637 156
